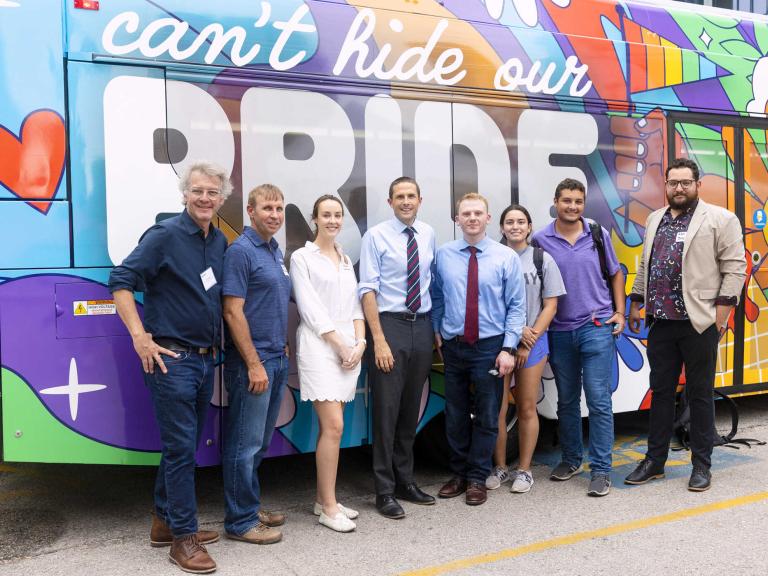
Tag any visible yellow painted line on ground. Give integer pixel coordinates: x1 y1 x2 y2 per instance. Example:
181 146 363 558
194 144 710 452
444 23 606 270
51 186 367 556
398 491 768 576
0 464 19 473
0 489 36 503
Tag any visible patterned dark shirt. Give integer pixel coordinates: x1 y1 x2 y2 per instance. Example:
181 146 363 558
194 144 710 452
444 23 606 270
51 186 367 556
646 204 696 320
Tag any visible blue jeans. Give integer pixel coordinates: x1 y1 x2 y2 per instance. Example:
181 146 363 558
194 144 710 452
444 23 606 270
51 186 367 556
223 355 288 535
144 350 214 537
442 335 504 483
548 320 615 476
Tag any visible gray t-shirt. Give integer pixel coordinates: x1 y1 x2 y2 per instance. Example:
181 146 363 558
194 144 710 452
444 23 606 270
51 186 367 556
514 245 567 327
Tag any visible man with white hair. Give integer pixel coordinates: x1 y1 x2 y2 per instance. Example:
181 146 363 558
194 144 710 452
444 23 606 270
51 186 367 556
110 161 231 574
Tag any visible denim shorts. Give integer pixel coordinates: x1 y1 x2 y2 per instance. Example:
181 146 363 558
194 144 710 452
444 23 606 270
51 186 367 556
521 333 549 369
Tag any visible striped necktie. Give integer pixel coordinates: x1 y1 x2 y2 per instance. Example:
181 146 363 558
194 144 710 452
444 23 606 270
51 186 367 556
405 226 421 313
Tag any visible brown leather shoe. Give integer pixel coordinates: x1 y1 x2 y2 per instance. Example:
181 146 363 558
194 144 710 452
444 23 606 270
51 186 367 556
226 522 282 545
150 512 219 547
258 509 286 527
465 481 487 506
169 534 216 574
438 476 468 498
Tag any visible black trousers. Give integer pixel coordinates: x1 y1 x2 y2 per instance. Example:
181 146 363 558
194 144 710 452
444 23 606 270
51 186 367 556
369 314 434 495
646 319 718 469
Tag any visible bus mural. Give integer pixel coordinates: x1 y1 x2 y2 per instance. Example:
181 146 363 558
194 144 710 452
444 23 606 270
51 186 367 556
1 0 767 465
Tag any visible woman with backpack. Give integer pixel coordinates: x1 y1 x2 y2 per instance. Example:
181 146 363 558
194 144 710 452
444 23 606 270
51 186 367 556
486 204 566 493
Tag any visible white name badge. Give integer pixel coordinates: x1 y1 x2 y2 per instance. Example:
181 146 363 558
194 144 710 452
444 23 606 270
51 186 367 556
200 267 217 291
280 263 289 276
676 232 686 243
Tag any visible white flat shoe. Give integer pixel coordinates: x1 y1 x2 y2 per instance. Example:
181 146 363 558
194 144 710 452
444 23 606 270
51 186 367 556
313 502 359 519
319 511 356 533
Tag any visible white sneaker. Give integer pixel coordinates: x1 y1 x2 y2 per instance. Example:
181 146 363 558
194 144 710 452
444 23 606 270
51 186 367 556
510 470 534 493
319 511 356 533
313 502 359 519
485 466 511 490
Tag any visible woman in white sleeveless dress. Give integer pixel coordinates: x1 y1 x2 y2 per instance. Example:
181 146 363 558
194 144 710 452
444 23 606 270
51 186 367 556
290 195 366 533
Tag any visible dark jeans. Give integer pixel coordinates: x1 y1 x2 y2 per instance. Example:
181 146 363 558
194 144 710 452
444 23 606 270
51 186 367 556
370 314 433 495
442 334 504 484
646 320 718 469
223 355 288 536
144 350 214 537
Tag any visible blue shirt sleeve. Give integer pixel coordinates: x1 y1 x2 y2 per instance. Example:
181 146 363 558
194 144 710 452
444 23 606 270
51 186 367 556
108 225 167 293
222 242 250 299
431 249 444 334
357 231 381 298
503 251 526 349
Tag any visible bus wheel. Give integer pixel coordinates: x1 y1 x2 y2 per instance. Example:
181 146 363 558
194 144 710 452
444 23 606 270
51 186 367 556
414 408 520 468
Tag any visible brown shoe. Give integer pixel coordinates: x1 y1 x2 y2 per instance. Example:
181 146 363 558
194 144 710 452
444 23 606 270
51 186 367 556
438 476 468 498
465 481 487 506
226 522 282 545
258 509 286 527
169 534 216 574
150 512 219 547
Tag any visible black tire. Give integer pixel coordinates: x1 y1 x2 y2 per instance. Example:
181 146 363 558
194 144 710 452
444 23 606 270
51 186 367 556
414 406 520 468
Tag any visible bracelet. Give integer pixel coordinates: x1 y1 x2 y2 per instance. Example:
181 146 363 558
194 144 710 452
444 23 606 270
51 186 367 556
355 338 367 347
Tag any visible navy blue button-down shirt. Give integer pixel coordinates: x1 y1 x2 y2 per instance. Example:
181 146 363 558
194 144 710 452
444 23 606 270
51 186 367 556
222 226 291 363
108 210 227 348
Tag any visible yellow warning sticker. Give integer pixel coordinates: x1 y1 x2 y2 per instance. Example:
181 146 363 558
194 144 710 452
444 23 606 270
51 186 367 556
72 300 117 316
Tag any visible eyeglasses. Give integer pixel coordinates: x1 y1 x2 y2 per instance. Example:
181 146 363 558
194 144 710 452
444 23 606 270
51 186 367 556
188 187 222 199
665 179 696 189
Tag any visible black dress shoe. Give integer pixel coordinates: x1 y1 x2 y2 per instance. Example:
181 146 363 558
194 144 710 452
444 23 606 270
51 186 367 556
375 495 405 519
688 466 711 492
624 458 665 485
395 483 436 505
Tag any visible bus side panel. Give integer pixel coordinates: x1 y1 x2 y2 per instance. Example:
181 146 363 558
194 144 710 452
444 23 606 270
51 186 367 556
67 62 166 268
0 0 69 269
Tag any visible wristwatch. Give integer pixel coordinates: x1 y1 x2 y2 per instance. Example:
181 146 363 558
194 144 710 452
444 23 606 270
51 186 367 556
501 347 516 355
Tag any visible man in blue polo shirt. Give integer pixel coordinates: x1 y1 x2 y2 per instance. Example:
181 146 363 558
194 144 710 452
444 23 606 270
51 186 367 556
531 178 626 497
110 161 230 574
432 192 526 506
222 183 291 544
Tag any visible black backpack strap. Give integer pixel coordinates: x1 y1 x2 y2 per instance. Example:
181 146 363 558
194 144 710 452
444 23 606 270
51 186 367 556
533 246 544 309
588 221 615 310
674 387 765 451
712 389 766 449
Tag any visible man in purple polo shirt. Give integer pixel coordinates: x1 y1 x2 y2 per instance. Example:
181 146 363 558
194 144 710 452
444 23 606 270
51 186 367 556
531 178 625 497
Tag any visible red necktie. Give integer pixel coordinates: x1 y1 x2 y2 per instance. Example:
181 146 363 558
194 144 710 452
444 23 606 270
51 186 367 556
464 246 479 345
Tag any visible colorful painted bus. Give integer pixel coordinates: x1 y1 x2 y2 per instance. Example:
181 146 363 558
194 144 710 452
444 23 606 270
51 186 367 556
2 0 767 465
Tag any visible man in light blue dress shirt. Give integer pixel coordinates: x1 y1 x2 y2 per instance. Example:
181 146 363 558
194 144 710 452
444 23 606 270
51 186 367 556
432 193 526 506
359 177 437 519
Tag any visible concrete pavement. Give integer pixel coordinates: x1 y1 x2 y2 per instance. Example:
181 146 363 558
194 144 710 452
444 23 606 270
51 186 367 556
1 396 767 576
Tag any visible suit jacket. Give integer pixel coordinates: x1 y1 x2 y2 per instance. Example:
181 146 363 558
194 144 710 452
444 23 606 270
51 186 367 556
632 199 746 334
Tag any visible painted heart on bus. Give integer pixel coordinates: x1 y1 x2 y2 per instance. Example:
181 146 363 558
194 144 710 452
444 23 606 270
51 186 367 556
0 109 66 214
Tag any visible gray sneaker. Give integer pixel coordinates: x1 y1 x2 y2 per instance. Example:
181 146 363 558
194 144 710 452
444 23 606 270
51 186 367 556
510 470 534 493
549 462 583 481
587 474 611 497
485 466 510 490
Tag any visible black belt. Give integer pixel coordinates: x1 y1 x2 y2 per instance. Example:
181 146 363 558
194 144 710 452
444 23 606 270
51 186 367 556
155 338 216 356
381 311 430 322
448 334 503 344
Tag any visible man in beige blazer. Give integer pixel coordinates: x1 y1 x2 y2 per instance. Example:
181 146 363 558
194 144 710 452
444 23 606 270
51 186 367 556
624 157 746 492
